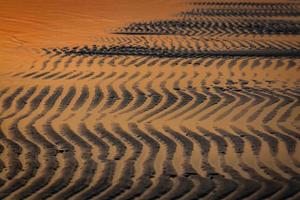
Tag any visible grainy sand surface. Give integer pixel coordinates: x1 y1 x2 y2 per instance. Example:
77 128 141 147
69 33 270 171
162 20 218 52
0 0 299 199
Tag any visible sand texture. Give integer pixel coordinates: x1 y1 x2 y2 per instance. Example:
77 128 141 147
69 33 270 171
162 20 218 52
0 0 299 199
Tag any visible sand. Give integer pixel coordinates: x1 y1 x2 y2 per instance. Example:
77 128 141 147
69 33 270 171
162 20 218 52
0 0 299 199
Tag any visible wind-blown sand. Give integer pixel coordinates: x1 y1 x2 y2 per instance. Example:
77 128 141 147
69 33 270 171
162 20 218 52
0 0 299 199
